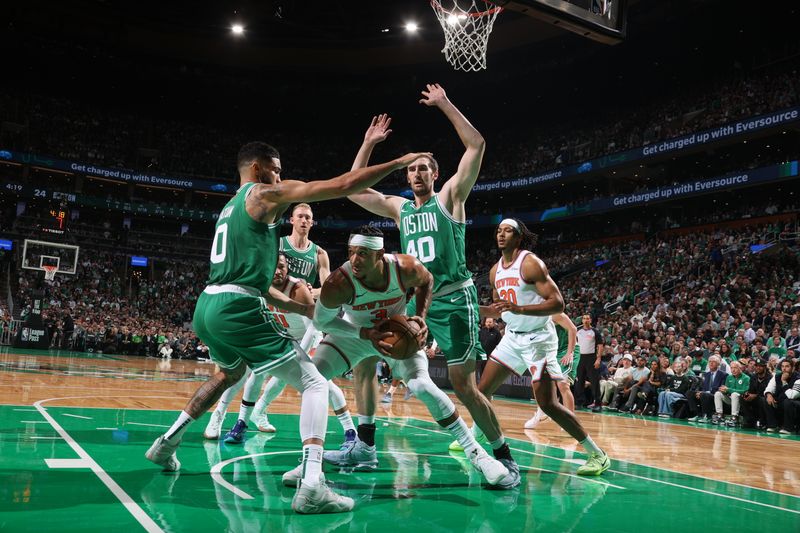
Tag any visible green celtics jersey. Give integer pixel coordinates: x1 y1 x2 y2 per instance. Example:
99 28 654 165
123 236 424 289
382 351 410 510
556 324 581 358
399 194 471 294
279 236 319 285
207 182 280 294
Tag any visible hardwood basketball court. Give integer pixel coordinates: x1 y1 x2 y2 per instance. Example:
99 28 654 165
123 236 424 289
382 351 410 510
1 347 798 532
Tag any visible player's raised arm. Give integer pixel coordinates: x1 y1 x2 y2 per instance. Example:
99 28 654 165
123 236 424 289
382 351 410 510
491 255 564 317
347 114 406 223
421 84 486 205
249 152 429 220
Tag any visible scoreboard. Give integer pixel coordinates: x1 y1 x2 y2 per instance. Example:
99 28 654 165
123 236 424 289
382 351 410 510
495 0 627 44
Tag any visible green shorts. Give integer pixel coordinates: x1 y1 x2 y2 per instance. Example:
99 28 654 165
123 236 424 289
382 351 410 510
557 351 579 384
407 284 485 367
193 289 296 374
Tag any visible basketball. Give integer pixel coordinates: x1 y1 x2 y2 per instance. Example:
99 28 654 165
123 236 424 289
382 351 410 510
377 315 421 360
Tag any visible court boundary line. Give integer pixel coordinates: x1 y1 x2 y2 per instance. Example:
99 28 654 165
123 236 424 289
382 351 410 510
400 415 800 513
34 395 176 533
10 402 799 503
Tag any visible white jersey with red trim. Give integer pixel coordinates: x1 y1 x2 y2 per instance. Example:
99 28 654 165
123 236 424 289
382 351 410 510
494 250 551 332
339 254 407 328
267 275 310 340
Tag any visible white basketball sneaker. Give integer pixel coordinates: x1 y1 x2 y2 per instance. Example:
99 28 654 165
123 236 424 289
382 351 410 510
524 408 549 429
253 413 276 433
322 437 378 470
292 477 354 514
145 436 181 472
467 448 508 485
203 409 224 440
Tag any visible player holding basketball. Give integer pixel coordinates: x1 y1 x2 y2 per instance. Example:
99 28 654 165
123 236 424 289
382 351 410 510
347 86 520 483
280 225 517 488
479 218 610 476
525 311 579 428
201 253 355 444
145 141 429 514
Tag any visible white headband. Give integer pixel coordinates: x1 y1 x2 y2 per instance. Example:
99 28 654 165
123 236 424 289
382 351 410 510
499 218 520 232
348 234 384 250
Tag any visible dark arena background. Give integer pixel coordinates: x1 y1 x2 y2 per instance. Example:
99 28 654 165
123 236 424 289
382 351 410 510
1 1 799 531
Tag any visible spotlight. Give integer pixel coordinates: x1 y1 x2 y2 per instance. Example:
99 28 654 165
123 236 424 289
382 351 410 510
231 24 244 35
405 22 419 33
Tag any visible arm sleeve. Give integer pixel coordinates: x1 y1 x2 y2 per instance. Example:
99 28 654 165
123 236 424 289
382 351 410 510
313 302 361 338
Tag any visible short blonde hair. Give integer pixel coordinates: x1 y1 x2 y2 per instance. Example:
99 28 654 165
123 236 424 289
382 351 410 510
291 203 313 217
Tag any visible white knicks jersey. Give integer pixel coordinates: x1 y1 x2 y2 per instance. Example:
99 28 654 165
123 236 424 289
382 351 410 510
494 250 552 332
339 254 407 328
267 275 311 340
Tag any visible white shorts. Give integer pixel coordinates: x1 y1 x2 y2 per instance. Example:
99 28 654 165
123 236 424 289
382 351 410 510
314 334 429 382
489 323 562 382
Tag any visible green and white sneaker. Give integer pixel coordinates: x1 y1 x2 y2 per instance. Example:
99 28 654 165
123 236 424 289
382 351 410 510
576 451 610 476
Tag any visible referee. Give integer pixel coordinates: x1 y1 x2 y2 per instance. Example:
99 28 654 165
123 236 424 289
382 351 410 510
575 314 605 412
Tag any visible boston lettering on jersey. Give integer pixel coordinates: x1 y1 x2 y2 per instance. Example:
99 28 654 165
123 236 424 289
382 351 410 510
401 211 439 235
280 237 319 285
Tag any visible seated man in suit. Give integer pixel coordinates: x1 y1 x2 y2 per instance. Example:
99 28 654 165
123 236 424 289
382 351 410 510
687 355 727 423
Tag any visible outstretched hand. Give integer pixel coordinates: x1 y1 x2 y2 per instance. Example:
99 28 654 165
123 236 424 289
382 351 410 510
396 152 434 167
419 83 448 107
364 114 393 145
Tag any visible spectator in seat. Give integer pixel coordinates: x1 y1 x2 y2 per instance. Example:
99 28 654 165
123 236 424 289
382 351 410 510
642 359 666 415
741 359 772 429
751 338 767 361
712 361 750 427
688 355 727 423
658 360 692 418
689 349 707 375
600 353 633 406
618 356 650 413
786 327 800 355
764 359 800 434
766 331 787 358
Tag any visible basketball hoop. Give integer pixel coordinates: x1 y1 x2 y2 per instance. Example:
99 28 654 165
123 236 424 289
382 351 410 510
43 266 58 281
430 0 503 72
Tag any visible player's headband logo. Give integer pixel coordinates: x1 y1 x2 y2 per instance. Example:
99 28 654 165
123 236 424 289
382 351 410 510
348 234 384 250
499 218 520 233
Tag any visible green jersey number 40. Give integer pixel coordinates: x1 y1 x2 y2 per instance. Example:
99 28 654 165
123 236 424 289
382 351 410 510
405 236 435 263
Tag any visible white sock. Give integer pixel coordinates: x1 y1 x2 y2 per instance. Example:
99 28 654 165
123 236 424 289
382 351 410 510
337 410 356 433
255 377 286 414
446 418 479 455
489 436 505 450
165 411 194 443
238 400 255 423
387 385 397 395
358 414 375 425
580 436 603 455
301 444 324 487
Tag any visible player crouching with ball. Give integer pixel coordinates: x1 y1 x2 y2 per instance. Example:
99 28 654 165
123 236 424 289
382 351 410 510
281 225 519 489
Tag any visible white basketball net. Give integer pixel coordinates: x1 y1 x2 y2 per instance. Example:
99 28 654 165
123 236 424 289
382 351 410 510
430 0 502 72
43 266 57 281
